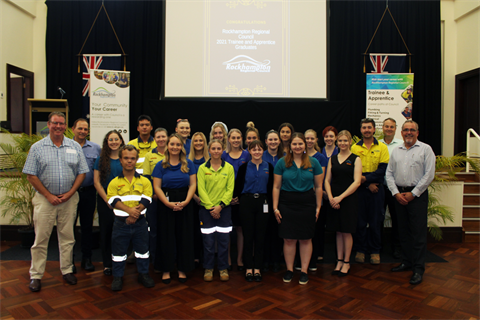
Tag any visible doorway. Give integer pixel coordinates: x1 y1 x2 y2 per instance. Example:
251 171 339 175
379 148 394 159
6 64 34 134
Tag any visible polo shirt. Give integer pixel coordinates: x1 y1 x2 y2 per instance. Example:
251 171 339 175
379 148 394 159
274 157 323 192
241 161 270 194
143 148 165 178
107 171 152 217
222 150 250 178
197 159 235 209
23 135 89 195
151 159 196 189
312 151 328 168
351 138 389 185
127 136 157 174
262 150 279 167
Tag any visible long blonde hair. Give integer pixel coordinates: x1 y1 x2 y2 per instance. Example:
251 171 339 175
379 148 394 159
226 128 243 153
189 132 210 162
209 122 228 150
163 133 189 173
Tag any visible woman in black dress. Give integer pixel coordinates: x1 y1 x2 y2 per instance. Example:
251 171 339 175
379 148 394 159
325 130 362 276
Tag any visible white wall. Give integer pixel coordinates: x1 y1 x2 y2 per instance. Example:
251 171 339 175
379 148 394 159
0 0 47 121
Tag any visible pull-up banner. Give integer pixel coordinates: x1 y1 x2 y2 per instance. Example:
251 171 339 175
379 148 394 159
366 73 414 139
89 69 130 146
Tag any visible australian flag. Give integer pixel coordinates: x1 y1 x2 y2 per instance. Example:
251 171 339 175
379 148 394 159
81 54 122 118
369 54 406 73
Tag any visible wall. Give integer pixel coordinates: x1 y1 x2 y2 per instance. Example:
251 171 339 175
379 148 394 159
0 0 47 122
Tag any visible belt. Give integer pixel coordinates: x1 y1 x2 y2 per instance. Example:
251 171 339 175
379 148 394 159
78 185 95 192
397 185 415 192
243 193 266 199
115 215 145 222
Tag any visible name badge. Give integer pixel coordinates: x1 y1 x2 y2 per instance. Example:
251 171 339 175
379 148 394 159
66 149 77 154
263 203 268 213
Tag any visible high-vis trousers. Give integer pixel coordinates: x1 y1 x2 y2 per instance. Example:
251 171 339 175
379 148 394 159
199 206 232 270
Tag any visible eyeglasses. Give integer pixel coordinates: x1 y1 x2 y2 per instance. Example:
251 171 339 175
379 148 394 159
49 121 66 126
402 128 417 133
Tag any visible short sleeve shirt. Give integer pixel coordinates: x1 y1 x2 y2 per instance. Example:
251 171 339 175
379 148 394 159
152 159 196 188
23 136 89 195
94 156 123 190
274 157 323 192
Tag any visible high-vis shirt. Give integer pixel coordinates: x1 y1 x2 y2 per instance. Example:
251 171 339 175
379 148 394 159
127 136 157 174
107 172 152 217
143 148 165 178
197 159 235 209
351 138 389 186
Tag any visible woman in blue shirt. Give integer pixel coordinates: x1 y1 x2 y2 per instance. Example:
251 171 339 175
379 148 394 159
263 130 283 167
175 119 192 156
93 130 125 276
234 140 274 282
222 128 250 270
272 132 324 285
152 133 197 284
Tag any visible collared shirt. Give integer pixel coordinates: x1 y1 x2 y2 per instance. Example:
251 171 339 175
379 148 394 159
241 161 270 194
351 138 389 185
262 150 279 167
107 171 152 217
386 140 436 197
127 136 157 174
143 148 165 178
79 140 101 187
311 151 328 168
151 159 196 189
379 138 402 185
197 159 235 209
23 135 89 195
274 157 323 192
222 150 250 178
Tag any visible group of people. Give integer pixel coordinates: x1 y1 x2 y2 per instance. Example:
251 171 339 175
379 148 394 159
23 112 435 293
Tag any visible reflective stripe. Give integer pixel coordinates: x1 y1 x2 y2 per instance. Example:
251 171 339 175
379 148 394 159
216 226 232 233
113 208 147 217
137 157 145 163
200 227 217 234
200 226 232 234
136 168 144 174
108 195 121 205
135 251 149 259
112 254 127 262
118 195 143 202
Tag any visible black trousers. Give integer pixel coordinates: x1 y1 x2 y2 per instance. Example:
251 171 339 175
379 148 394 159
155 187 195 273
75 186 96 258
384 185 401 252
97 195 115 268
394 189 428 275
240 194 270 270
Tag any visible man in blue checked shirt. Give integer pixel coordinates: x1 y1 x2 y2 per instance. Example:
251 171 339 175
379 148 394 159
23 112 89 292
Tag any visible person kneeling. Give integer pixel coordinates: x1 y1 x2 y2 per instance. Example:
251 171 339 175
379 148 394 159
107 145 155 291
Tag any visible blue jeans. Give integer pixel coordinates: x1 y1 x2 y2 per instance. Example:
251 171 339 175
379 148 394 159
111 217 149 277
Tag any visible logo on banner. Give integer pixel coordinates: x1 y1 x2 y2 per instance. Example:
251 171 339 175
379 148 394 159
369 54 406 73
92 87 116 98
223 55 271 73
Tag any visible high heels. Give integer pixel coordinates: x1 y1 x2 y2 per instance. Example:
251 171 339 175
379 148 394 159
331 259 343 276
338 262 350 277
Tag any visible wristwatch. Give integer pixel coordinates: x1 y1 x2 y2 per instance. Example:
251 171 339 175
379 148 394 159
220 202 226 209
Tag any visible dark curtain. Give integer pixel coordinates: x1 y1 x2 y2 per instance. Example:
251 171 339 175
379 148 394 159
45 0 441 153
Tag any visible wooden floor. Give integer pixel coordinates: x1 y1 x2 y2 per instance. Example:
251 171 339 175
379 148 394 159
1 241 479 320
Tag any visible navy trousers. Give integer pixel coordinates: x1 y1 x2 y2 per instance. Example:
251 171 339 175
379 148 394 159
355 186 385 254
199 206 231 270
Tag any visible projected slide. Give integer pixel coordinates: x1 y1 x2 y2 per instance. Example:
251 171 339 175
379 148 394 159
204 1 289 96
164 0 326 99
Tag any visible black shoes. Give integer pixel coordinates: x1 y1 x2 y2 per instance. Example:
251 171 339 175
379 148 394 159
338 262 350 277
103 268 112 276
138 273 155 288
299 272 309 285
410 273 422 285
29 279 41 292
237 265 244 271
254 273 262 282
111 277 123 291
332 259 344 276
81 258 95 271
245 273 254 282
391 263 412 272
283 270 294 283
63 273 77 285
